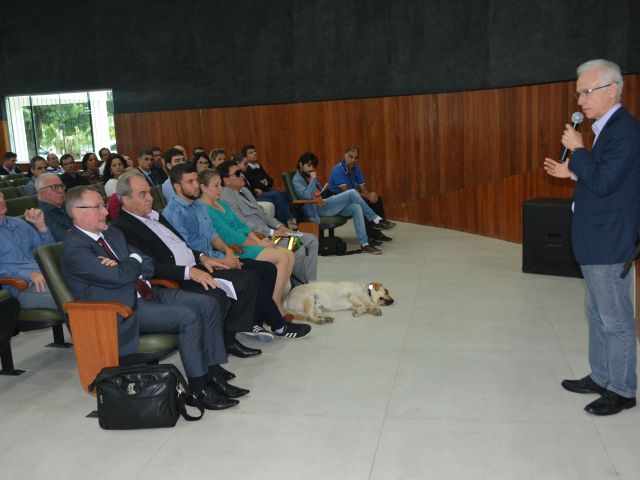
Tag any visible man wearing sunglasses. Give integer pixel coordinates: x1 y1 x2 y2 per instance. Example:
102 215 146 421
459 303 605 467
36 173 74 241
544 59 640 416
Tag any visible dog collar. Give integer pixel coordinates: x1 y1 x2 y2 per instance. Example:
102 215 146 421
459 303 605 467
367 283 373 297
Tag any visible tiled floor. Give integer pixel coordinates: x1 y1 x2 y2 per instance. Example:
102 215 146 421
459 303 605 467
2 222 639 480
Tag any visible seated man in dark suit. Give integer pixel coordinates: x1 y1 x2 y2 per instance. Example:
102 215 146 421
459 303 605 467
162 164 311 339
59 154 90 189
0 152 21 176
112 170 266 356
36 173 74 241
61 185 244 410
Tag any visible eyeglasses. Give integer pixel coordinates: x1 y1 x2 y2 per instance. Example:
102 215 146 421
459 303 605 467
39 184 65 192
75 204 108 210
574 83 613 100
226 170 243 178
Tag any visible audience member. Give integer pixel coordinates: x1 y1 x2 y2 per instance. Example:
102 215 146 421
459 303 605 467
209 148 226 167
161 148 187 202
240 144 295 226
199 168 295 310
98 147 111 175
293 152 395 255
112 171 267 352
61 186 242 409
46 153 63 173
103 154 126 196
137 149 163 186
193 152 212 173
328 146 393 245
23 156 48 196
219 160 318 286
162 164 310 338
36 173 73 241
80 152 102 183
0 192 57 309
60 154 90 189
0 152 21 176
150 146 168 183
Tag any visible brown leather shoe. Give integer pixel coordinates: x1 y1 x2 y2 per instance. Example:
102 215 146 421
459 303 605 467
361 244 382 255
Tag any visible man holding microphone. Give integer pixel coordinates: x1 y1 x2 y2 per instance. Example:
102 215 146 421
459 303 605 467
544 59 640 416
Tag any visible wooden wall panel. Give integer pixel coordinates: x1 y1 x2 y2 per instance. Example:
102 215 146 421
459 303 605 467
0 120 10 154
114 75 640 243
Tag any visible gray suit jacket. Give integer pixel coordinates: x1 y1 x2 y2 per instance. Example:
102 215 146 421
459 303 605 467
220 186 281 236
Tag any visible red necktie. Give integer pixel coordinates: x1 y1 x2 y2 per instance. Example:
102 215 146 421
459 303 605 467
96 237 154 301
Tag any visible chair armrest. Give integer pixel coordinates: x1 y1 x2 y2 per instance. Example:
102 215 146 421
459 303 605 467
149 278 179 289
292 199 324 204
0 277 29 291
254 232 266 240
63 300 133 318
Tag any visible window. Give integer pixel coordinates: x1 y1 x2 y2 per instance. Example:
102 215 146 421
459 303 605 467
5 90 116 163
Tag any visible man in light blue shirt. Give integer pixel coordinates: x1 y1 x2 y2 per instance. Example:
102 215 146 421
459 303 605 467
0 192 57 309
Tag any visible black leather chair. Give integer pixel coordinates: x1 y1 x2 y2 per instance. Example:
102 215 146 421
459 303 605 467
5 196 37 217
0 186 20 200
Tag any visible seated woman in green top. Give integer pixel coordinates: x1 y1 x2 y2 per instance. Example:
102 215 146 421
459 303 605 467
198 168 295 313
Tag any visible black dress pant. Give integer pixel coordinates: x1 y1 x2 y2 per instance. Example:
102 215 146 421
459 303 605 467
180 267 258 337
365 196 386 238
239 258 285 330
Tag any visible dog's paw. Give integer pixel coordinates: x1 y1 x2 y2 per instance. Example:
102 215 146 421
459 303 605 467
370 307 382 316
323 316 334 323
310 317 325 324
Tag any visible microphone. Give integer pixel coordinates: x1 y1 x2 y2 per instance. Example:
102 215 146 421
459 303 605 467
559 111 585 163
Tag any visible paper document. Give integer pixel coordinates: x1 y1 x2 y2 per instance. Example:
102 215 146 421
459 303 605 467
214 278 237 300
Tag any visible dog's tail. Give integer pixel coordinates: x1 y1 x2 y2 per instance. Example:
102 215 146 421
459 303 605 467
283 309 307 321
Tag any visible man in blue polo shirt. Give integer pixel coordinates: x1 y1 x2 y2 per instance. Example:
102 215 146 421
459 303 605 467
327 146 393 245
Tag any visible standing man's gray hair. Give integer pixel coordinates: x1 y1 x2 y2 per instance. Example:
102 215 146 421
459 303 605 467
577 59 624 99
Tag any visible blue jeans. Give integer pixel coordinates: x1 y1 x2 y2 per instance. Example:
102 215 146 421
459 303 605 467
581 264 637 398
314 190 378 246
256 189 294 224
18 283 58 310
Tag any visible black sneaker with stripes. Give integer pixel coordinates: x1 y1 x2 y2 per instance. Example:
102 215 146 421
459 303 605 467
240 325 275 342
272 323 311 339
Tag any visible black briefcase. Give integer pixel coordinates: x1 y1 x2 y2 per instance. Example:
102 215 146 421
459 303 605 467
89 364 203 430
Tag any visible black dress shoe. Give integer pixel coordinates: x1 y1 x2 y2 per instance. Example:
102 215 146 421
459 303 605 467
210 376 249 398
367 237 383 246
190 386 239 410
584 391 636 416
212 364 236 381
561 375 607 395
375 233 392 242
226 339 262 358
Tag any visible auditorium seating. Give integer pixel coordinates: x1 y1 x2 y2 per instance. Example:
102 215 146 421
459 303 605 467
0 186 20 200
5 196 37 217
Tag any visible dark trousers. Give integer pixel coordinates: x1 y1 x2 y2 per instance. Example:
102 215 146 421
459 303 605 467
239 258 285 330
365 196 386 238
136 287 226 378
180 268 258 340
0 294 19 354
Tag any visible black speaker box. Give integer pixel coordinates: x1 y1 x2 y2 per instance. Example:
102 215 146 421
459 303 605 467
522 198 582 278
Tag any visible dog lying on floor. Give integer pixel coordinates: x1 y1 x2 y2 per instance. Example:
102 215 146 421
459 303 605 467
283 281 394 324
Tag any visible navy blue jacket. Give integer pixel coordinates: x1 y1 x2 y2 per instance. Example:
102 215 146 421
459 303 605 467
570 106 640 265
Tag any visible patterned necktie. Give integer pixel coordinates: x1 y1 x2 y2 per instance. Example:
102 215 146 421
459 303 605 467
96 237 154 301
